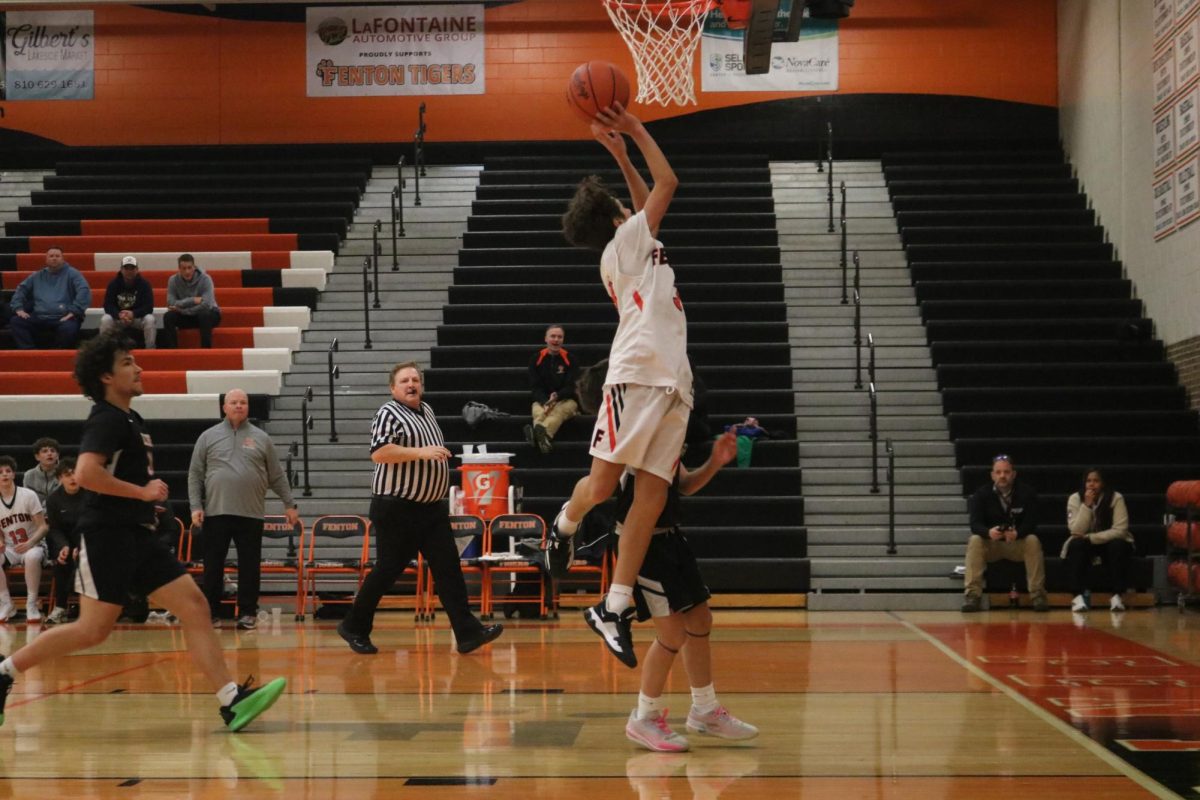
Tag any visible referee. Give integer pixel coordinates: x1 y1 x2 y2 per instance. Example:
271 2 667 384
337 362 503 655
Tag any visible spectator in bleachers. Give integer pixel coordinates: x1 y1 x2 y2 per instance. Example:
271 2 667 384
21 437 60 505
100 256 156 349
961 455 1047 613
188 388 298 631
7 246 91 350
1064 468 1135 613
0 455 49 623
44 458 83 625
524 324 578 455
162 254 221 349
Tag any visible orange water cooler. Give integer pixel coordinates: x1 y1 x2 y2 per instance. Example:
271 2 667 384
451 448 515 522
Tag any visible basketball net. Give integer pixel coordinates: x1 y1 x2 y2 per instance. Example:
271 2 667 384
602 0 717 107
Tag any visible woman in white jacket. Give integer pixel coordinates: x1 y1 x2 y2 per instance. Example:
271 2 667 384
1063 468 1135 612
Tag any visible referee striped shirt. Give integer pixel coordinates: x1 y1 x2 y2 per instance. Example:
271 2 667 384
369 400 449 503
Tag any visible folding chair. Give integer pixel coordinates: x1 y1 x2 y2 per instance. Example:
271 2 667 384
484 513 549 620
423 514 488 619
304 515 370 618
260 515 306 621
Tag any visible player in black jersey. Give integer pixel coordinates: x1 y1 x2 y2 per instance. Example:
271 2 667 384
0 332 286 731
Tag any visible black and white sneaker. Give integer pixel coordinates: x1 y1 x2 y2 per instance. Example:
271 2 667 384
542 505 575 580
0 663 12 726
583 601 637 668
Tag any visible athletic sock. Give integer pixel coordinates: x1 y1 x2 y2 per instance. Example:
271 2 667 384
606 584 634 615
216 681 240 707
556 511 579 536
637 692 665 719
691 683 718 715
0 658 20 679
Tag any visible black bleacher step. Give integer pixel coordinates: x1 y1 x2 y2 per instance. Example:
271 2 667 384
700 558 810 593
425 387 793 416
926 318 1152 342
55 159 372 175
0 417 223 446
458 245 780 267
948 410 1199 438
18 202 357 223
902 225 1105 246
519 495 804 528
509 466 801 496
447 282 784 305
942 385 1186 413
891 194 1087 212
437 412 798 442
984 557 1156 592
440 439 800 468
896 210 1095 228
920 299 1142 321
475 182 772 201
479 167 771 185
884 164 1072 181
916 279 1130 302
985 494 1165 533
462 229 778 250
427 364 792 392
483 154 767 170
881 150 1065 166
909 260 1121 282
887 178 1078 196
9 218 352 239
0 233 339 256
954 436 1200 465
471 197 776 215
440 301 786 325
436 321 789 347
430 342 791 370
273 287 319 309
453 264 781 285
44 173 369 192
959 464 1191 496
31 188 361 207
467 212 777 232
1 442 195 472
681 528 807 560
930 339 1163 364
937 362 1178 389
905 242 1114 262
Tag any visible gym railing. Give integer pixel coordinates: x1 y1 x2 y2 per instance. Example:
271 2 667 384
868 381 880 495
826 126 835 233
852 288 862 389
392 156 406 272
371 221 382 309
413 102 427 206
327 338 339 443
885 439 897 554
361 258 374 350
300 387 314 497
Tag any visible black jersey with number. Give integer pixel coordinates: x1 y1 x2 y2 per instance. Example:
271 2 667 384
615 467 682 530
78 400 157 529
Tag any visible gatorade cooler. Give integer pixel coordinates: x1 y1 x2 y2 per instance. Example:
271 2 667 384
453 448 515 521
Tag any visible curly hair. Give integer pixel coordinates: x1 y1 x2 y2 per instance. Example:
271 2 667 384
562 176 622 251
74 332 134 402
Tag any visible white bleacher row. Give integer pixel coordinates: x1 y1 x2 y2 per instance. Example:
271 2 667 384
0 393 227 420
81 305 310 351
92 251 334 276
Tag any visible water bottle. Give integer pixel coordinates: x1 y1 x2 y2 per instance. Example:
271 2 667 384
1009 583 1019 608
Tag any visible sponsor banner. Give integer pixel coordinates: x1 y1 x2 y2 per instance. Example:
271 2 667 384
1157 0 1177 46
2 10 94 100
1155 176 1177 239
1180 0 1200 25
1177 156 1200 227
1177 86 1200 157
1156 111 1177 175
1178 16 1200 88
701 11 837 93
306 4 483 97
1155 43 1177 109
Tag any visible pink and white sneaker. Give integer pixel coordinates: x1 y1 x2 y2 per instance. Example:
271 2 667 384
685 705 759 740
625 709 690 752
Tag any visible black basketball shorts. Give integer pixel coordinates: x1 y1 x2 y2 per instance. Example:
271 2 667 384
624 527 711 622
75 523 188 606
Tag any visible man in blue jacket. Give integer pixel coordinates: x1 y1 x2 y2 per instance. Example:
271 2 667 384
100 257 156 348
8 247 91 350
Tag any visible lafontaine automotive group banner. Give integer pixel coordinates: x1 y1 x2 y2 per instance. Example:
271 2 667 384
307 4 484 97
1 10 94 100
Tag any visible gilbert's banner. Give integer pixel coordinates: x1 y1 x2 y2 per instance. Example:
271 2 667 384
2 10 94 100
307 4 484 97
701 6 837 93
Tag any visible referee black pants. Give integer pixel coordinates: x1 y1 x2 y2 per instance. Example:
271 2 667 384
345 495 483 639
201 514 264 618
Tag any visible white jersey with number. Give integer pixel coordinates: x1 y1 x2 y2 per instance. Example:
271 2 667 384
599 210 693 406
0 487 43 548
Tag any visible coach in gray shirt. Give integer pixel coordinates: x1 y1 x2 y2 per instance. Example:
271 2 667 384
189 388 298 630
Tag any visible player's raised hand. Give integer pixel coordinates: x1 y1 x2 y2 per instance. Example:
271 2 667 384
590 120 628 159
712 430 739 466
141 479 169 503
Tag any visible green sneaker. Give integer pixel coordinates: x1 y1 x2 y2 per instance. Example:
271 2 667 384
220 675 287 732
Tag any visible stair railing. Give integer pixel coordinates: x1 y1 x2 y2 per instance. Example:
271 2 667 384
853 288 862 389
300 387 314 497
327 338 339 443
372 220 382 309
361 258 373 350
839 214 848 305
826 125 835 233
885 439 897 553
869 381 880 494
413 103 426 206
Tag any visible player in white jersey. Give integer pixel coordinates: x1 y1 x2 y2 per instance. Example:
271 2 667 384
554 103 690 668
0 457 49 623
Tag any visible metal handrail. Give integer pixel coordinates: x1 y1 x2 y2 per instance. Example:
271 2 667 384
868 332 876 387
839 215 848 304
885 440 896 553
417 102 428 177
361 258 373 350
869 382 880 494
391 187 402 271
372 220 382 309
327 338 340 443
853 288 862 389
300 388 314 497
826 147 834 233
853 250 861 296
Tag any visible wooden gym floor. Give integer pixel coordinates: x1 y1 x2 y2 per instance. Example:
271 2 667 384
0 608 1198 799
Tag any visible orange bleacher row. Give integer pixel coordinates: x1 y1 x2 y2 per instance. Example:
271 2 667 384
8 251 301 270
75 219 275 235
21 233 301 251
2 271 274 290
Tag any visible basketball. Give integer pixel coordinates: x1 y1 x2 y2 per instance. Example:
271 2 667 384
566 61 631 122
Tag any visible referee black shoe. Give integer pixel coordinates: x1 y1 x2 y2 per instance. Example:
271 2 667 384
584 601 637 668
337 619 378 655
0 666 12 726
456 623 504 654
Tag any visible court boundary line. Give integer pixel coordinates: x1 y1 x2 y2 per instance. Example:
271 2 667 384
896 615 1185 800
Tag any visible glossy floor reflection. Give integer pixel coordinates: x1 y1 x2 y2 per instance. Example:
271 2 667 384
0 608 1195 798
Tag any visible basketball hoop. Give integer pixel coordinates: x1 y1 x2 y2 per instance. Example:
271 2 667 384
602 0 719 107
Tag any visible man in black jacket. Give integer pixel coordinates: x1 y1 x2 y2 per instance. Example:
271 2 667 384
962 455 1047 613
99 256 156 348
524 324 578 454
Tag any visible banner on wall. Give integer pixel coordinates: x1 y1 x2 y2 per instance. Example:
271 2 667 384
1155 177 1177 240
1 10 94 101
1176 156 1200 227
306 4 484 97
700 9 837 93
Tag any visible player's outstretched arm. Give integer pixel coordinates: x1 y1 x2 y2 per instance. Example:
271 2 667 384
678 430 738 497
592 118 650 213
595 104 677 236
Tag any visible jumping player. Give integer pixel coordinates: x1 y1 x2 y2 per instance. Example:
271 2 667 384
0 456 49 623
552 103 691 668
0 332 286 730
